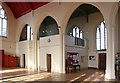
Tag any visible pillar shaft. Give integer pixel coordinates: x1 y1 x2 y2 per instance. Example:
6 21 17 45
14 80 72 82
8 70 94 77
105 24 115 79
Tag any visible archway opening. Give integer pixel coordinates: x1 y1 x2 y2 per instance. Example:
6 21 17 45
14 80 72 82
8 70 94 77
65 3 106 73
19 24 33 41
37 16 62 72
115 6 120 79
37 16 59 39
18 24 33 68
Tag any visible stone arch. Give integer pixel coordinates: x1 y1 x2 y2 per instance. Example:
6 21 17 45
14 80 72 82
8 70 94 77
33 12 59 40
109 3 119 53
61 2 107 74
108 2 118 28
33 12 60 71
19 24 33 41
38 16 59 38
61 2 105 35
16 23 27 42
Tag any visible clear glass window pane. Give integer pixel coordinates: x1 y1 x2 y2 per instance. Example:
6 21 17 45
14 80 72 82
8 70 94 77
0 18 1 28
101 22 105 49
26 25 33 40
80 31 83 39
3 19 7 28
73 28 75 37
0 5 2 9
96 39 100 50
76 27 79 38
96 28 100 39
0 5 7 37
0 27 1 36
31 28 33 40
2 28 7 36
105 28 107 49
27 25 30 40
96 21 107 50
0 9 5 18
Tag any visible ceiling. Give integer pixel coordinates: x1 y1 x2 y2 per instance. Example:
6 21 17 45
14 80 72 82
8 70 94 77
5 2 49 18
4 3 100 19
70 4 100 19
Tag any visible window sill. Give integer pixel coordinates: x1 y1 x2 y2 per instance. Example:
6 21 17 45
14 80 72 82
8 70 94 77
0 36 7 38
96 49 107 51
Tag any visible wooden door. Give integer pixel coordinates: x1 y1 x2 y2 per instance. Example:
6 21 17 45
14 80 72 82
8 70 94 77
47 54 51 72
23 54 25 68
99 53 106 70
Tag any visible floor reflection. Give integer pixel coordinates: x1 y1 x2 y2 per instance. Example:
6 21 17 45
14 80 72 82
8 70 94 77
1 72 51 81
0 68 119 82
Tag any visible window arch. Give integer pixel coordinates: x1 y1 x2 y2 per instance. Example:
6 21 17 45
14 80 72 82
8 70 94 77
96 21 107 51
68 25 85 47
0 5 7 37
19 24 33 41
68 25 83 39
38 16 59 38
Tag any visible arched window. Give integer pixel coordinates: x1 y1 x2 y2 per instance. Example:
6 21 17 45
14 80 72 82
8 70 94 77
0 5 7 37
19 24 33 41
68 25 85 46
68 25 83 39
96 21 107 51
38 16 59 38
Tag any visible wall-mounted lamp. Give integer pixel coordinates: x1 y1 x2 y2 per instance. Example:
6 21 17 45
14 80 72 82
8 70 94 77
47 38 51 43
58 26 61 28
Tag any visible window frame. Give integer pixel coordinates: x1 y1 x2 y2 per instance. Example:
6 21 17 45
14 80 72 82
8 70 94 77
68 25 85 47
69 25 83 39
96 21 107 51
19 24 33 41
0 5 8 37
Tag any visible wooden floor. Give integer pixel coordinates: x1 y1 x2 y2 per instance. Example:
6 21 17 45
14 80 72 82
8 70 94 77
0 68 120 82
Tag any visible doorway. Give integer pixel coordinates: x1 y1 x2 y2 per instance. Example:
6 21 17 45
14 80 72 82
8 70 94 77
47 54 51 72
99 53 106 70
23 54 26 68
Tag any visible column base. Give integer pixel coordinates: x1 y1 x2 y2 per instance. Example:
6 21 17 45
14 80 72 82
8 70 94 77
28 66 37 71
62 68 66 74
105 69 115 79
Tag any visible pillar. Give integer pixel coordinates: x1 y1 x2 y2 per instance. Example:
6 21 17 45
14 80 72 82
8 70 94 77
58 26 65 73
37 39 40 72
105 24 115 79
33 35 38 71
62 33 66 73
27 35 37 71
27 40 35 71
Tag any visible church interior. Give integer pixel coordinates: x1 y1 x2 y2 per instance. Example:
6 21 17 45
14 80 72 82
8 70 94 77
0 1 120 82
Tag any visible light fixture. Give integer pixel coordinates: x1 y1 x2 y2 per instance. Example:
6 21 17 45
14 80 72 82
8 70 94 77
47 38 51 43
42 30 45 33
45 30 48 33
58 26 61 28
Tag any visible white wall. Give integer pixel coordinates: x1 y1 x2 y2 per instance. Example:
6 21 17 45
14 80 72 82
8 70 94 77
66 16 86 34
118 7 120 52
39 35 62 73
65 35 88 69
2 38 16 55
86 12 104 68
1 2 117 72
15 3 72 70
16 40 33 68
65 13 89 69
66 11 104 69
0 3 17 56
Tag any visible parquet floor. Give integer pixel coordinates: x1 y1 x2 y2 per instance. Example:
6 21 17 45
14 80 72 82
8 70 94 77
0 68 119 83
